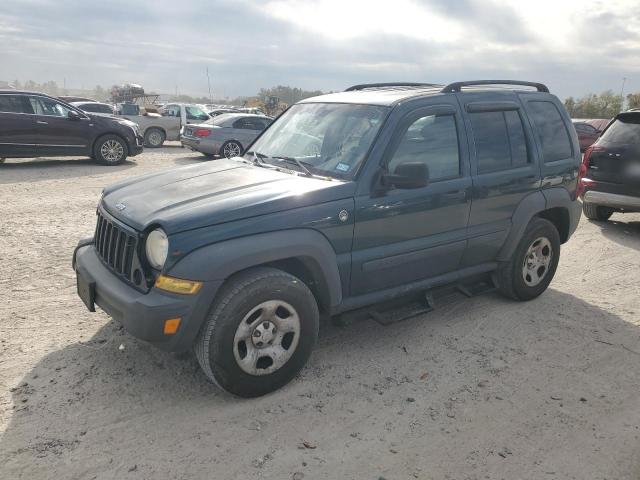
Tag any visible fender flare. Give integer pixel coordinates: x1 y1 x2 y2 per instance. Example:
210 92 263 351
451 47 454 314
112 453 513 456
168 229 343 308
496 191 546 261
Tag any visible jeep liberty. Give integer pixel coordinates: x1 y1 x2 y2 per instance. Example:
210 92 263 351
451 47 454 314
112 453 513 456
73 80 582 397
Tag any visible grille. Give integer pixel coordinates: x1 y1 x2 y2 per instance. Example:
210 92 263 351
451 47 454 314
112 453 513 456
94 209 142 287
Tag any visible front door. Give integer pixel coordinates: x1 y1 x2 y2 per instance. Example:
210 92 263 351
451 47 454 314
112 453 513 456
28 96 93 156
350 101 472 296
0 94 37 157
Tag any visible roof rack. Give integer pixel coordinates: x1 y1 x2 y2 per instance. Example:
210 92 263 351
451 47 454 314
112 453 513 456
345 82 441 92
441 80 549 93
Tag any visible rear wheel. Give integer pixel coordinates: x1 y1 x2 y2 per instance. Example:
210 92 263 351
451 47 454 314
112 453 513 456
93 135 128 165
220 140 242 159
195 267 319 397
497 218 560 301
583 202 613 221
144 128 165 148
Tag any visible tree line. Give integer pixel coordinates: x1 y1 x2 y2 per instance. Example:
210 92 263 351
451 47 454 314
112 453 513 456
8 79 640 118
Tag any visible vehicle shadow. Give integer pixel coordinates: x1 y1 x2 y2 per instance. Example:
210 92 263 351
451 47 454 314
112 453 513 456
1 289 639 478
593 216 640 252
0 158 137 184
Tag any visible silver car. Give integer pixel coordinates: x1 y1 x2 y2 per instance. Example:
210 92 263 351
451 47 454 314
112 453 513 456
181 113 272 158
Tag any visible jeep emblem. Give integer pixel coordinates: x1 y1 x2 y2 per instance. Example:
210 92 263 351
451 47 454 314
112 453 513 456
338 209 349 222
115 203 126 211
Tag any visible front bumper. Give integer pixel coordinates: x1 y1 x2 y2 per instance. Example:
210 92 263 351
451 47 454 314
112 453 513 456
129 134 144 156
73 241 221 352
584 190 640 212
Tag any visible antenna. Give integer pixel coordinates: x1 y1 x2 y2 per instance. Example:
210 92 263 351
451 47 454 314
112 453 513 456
206 67 213 104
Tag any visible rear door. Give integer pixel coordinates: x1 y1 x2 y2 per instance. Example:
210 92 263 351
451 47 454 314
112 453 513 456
0 93 37 157
28 96 93 156
588 114 640 193
459 92 541 267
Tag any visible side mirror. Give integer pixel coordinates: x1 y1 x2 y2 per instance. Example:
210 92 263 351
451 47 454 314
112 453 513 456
68 110 81 120
381 162 429 189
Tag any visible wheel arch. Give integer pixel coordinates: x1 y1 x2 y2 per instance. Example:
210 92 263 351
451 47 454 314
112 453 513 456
167 229 342 313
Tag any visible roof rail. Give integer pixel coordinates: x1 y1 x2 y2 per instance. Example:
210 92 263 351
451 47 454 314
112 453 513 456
345 82 441 92
441 80 549 93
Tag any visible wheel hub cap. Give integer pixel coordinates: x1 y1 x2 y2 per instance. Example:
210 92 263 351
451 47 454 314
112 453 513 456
233 300 301 376
522 236 553 287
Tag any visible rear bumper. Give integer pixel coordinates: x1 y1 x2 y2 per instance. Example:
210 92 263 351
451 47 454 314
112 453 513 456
584 190 640 211
74 242 221 352
180 136 223 155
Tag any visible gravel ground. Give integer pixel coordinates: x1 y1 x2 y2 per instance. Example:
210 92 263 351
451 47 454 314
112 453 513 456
1 144 639 480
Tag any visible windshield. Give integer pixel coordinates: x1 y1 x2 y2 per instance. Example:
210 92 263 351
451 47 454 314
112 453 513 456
246 102 388 179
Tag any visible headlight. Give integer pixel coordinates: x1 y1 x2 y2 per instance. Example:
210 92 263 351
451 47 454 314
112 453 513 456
145 229 168 270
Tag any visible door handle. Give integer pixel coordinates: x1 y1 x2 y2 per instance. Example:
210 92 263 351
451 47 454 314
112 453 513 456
36 120 48 125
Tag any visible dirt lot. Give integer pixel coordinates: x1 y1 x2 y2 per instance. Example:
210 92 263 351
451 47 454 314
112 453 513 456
1 144 639 480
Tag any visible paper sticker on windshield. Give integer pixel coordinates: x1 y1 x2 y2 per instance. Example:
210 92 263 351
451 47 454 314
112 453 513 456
335 162 351 172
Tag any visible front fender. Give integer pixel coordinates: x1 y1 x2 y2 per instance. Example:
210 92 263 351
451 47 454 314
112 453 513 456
167 229 343 308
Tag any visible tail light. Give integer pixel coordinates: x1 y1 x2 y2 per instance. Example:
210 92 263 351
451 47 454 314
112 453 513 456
576 145 604 198
194 129 211 137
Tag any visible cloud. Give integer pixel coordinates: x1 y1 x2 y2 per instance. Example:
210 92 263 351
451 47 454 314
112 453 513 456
0 0 639 99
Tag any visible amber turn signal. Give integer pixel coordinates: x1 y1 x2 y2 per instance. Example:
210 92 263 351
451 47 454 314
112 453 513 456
163 318 181 335
154 275 203 295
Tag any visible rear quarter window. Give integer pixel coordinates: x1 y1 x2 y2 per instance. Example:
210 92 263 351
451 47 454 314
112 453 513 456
527 101 573 162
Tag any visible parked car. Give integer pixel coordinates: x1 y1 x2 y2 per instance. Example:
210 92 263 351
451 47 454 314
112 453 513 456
0 90 143 165
71 101 115 116
578 110 640 220
237 107 267 115
181 113 273 158
73 80 581 397
572 120 602 152
116 103 211 148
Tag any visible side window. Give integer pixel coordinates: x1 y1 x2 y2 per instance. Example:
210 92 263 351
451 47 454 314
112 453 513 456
469 110 529 173
233 118 254 130
0 95 28 113
387 114 460 182
30 97 71 117
527 101 572 162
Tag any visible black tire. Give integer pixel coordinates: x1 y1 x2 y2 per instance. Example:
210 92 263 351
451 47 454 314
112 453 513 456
219 140 243 159
195 267 319 397
583 202 613 221
93 134 128 165
144 128 165 148
497 217 561 301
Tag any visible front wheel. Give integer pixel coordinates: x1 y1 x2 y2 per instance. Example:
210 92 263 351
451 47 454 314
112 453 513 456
93 135 128 165
497 218 561 301
583 202 613 221
195 267 319 397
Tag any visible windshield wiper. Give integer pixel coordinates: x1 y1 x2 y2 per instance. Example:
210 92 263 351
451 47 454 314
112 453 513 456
269 156 314 177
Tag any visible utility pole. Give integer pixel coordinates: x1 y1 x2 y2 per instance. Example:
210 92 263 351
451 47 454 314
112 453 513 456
206 67 213 104
620 77 627 112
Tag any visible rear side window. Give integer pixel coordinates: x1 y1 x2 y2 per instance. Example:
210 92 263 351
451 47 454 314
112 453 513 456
600 115 640 144
469 110 529 173
0 95 27 113
527 101 572 162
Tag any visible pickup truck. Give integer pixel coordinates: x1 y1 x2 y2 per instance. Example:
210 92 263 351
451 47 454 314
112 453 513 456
117 103 211 148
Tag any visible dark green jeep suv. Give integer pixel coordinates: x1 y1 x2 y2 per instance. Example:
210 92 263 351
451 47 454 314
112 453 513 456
73 80 582 397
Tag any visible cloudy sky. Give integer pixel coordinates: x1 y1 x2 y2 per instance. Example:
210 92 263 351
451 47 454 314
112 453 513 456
1 0 639 100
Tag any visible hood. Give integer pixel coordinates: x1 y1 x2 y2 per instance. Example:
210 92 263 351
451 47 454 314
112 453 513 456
101 160 355 234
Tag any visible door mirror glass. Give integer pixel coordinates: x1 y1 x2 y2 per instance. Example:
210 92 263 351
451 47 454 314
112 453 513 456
382 162 429 189
68 110 81 120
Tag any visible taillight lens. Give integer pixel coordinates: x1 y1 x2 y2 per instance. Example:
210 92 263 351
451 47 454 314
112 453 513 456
194 128 211 137
576 145 604 198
